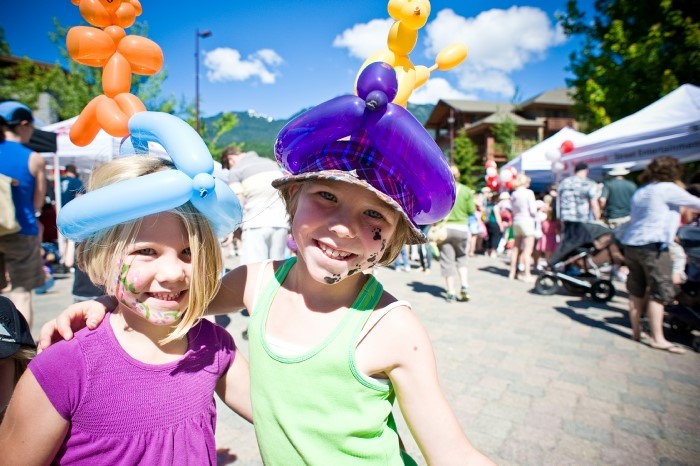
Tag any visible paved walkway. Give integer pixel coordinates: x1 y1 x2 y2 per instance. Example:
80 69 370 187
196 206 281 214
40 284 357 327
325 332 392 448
31 254 700 465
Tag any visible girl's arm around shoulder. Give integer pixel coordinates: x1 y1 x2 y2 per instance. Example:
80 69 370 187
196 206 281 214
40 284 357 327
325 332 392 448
215 328 252 423
366 301 495 465
209 260 287 317
0 370 70 465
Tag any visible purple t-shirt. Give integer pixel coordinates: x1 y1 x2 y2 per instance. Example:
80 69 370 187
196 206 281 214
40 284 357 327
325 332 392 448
29 316 236 465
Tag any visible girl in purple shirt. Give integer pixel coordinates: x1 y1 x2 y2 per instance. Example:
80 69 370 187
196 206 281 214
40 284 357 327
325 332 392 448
0 153 251 464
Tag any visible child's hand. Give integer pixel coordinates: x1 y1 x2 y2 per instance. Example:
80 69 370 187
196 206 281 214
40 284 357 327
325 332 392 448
37 296 114 353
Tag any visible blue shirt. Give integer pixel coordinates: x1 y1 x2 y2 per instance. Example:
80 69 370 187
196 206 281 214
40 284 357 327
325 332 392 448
0 140 38 235
622 182 700 246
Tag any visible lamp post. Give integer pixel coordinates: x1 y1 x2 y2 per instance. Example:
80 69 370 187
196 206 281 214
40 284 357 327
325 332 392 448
195 28 212 134
447 108 455 164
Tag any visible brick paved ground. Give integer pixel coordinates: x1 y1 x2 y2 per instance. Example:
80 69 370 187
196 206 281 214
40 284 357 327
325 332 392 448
30 254 700 465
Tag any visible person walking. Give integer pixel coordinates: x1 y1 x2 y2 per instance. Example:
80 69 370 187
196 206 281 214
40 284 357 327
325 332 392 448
438 165 475 302
508 174 537 282
0 101 47 327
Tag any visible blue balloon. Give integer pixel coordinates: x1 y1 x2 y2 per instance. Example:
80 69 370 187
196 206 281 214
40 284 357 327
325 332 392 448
58 111 242 241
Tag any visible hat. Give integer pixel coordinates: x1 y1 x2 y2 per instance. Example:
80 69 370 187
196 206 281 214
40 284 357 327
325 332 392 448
273 63 456 245
0 101 34 125
273 136 427 243
0 296 36 358
574 162 589 172
608 165 630 176
480 186 492 193
499 191 510 200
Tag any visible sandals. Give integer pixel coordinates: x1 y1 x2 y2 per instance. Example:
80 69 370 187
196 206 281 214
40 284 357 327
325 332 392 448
649 343 686 354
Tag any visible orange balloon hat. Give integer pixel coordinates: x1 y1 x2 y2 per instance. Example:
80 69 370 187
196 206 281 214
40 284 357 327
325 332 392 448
67 0 163 145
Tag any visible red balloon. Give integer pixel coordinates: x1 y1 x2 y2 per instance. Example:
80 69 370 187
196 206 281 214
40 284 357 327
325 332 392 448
560 140 574 154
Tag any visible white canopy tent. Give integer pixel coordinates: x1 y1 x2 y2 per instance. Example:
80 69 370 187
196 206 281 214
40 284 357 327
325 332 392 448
502 126 587 189
41 116 168 209
560 84 700 177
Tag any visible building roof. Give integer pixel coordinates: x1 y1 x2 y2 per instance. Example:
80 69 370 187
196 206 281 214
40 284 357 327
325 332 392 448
519 88 574 107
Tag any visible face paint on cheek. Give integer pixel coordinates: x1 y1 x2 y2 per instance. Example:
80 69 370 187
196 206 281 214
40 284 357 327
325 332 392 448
372 228 382 241
115 260 182 326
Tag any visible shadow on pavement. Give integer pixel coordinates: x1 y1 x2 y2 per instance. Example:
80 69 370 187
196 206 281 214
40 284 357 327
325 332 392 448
554 305 632 340
477 266 509 278
405 281 444 299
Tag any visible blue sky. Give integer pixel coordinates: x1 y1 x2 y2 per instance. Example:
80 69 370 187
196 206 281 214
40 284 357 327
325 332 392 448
3 0 593 120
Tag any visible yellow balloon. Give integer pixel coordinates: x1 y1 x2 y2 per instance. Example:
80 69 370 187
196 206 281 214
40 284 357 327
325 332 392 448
387 0 431 30
414 65 430 88
435 43 468 70
391 56 416 107
387 21 417 56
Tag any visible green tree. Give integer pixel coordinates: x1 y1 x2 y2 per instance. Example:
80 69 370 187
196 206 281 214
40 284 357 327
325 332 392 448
492 115 518 161
558 0 700 130
452 130 480 188
202 112 239 156
0 22 188 121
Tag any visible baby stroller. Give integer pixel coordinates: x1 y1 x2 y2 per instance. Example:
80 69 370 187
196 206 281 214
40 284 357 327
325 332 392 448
665 224 700 351
534 222 624 302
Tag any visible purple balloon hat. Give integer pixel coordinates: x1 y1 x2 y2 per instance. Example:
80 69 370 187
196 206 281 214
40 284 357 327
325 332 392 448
274 62 456 240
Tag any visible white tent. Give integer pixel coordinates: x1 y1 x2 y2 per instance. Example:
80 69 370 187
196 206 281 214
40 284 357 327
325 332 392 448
41 116 168 208
560 83 700 176
502 126 587 187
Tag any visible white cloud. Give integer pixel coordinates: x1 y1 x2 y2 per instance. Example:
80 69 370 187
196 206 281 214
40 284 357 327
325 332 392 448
332 18 393 59
204 48 284 84
424 7 566 97
408 78 475 105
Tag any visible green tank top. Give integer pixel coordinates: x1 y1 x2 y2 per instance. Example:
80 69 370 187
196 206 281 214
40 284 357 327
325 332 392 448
249 257 405 465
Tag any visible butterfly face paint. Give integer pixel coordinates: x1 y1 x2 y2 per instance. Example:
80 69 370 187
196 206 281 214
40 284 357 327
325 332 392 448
115 260 183 326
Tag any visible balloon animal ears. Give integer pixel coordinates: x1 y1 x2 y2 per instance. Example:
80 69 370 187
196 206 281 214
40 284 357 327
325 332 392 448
58 112 242 241
274 62 456 227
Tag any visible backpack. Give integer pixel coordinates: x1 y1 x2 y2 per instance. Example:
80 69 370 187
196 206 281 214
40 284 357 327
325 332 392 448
0 173 20 236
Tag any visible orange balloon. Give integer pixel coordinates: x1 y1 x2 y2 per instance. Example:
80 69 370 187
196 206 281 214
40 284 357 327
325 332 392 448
102 52 132 97
70 0 80 5
104 25 126 45
129 0 143 16
118 36 164 75
114 92 146 117
96 98 130 137
70 95 106 146
67 26 116 66
79 0 112 28
113 2 137 28
98 0 121 14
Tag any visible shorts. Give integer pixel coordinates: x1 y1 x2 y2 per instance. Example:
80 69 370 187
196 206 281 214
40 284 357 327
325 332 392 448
0 233 45 291
512 218 535 237
624 244 676 305
438 227 469 277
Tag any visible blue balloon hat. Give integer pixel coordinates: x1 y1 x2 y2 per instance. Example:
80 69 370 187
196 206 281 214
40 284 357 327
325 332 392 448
58 111 242 241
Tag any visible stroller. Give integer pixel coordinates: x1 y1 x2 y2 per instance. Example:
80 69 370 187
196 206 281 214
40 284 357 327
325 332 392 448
534 222 624 302
665 224 700 351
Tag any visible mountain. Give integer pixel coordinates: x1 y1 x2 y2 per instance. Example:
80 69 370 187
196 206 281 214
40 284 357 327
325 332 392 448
203 103 435 159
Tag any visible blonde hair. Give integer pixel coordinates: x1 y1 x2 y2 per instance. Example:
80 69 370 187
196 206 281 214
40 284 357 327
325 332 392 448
277 180 413 265
512 173 531 189
76 157 223 344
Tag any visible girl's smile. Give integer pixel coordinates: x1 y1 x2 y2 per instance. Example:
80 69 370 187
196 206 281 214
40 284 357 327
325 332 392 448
115 212 192 326
291 180 398 283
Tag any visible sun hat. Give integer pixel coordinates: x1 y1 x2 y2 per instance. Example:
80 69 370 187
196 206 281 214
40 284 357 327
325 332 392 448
0 296 36 358
480 186 492 193
607 165 630 176
499 191 511 200
272 62 456 244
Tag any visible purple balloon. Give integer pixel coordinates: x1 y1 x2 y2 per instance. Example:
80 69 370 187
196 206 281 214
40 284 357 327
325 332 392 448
274 62 455 225
356 62 398 103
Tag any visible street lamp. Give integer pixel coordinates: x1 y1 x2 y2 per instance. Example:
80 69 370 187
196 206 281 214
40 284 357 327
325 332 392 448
447 108 455 164
195 28 212 134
